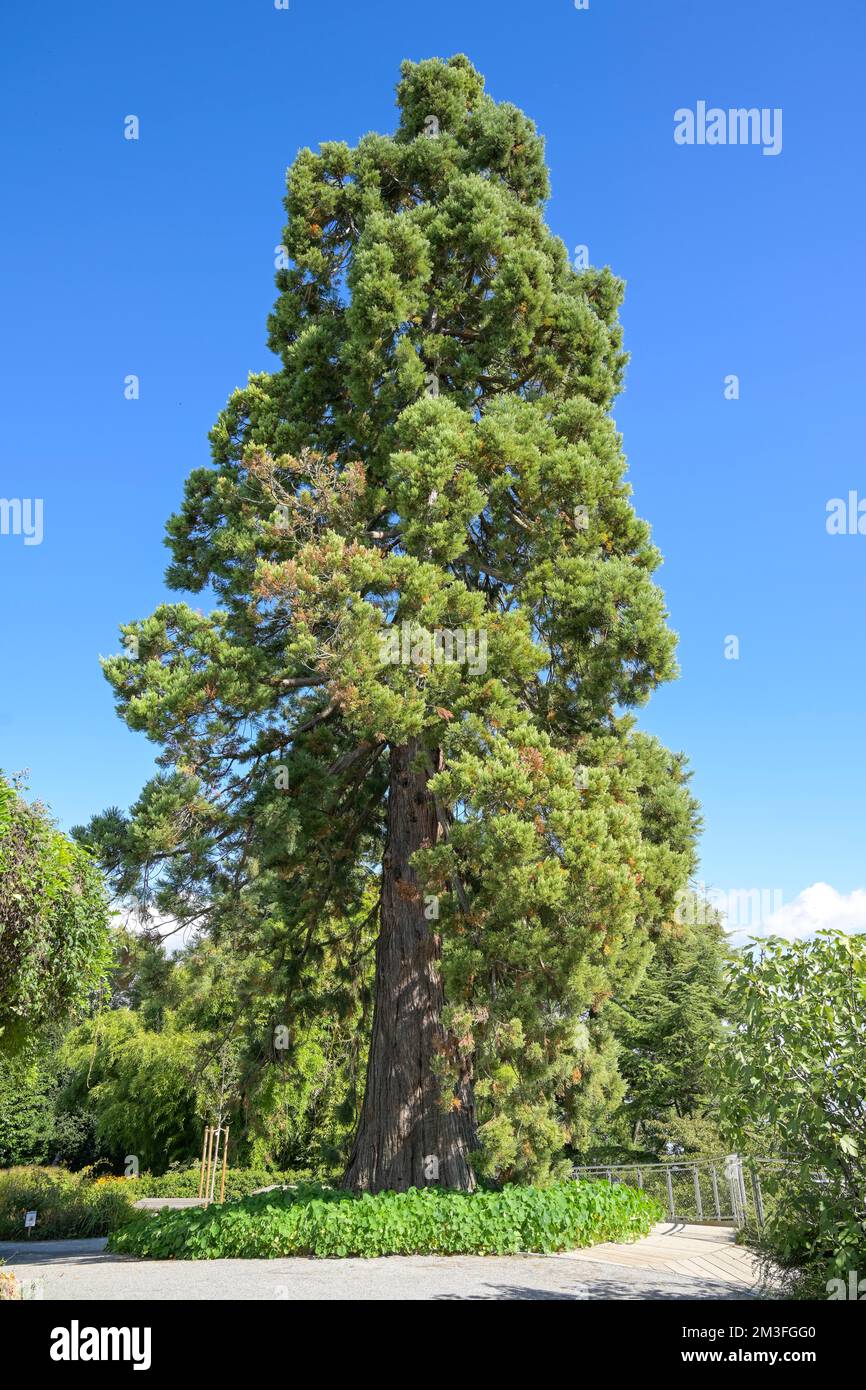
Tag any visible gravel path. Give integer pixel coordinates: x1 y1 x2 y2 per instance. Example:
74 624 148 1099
0 1239 760 1301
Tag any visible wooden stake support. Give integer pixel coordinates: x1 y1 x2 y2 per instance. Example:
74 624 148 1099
198 1125 211 1200
198 1121 230 1206
204 1125 215 1207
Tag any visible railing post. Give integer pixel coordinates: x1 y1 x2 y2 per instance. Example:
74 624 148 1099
724 1153 744 1228
665 1166 674 1220
751 1167 765 1227
636 1169 643 1189
738 1156 748 1214
710 1163 721 1220
693 1164 704 1221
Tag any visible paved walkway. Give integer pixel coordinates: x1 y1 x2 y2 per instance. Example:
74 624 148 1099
565 1222 763 1287
0 1223 768 1301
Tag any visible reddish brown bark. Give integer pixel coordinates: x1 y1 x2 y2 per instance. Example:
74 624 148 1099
343 739 476 1193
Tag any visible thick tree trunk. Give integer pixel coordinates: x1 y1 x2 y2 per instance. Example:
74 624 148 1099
343 739 476 1193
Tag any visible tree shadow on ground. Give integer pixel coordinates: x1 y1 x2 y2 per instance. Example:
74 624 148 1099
433 1278 760 1301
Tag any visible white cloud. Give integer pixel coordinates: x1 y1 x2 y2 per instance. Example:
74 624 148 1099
747 882 866 943
111 905 196 955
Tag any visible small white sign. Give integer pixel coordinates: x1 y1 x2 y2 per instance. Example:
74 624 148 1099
24 1210 37 1229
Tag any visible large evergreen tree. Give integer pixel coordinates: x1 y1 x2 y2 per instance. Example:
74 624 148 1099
92 56 698 1192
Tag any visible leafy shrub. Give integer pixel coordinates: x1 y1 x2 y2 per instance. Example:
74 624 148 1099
740 1174 866 1299
0 1166 139 1239
0 1163 339 1241
717 930 866 1296
0 1046 59 1165
0 1036 101 1168
109 1179 662 1259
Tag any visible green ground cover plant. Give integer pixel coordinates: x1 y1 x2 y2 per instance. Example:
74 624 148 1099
108 1178 661 1259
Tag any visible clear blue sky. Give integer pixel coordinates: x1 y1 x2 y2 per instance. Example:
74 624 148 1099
2 0 864 925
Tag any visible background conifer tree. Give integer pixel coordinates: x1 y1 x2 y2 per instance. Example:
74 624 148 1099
93 56 699 1192
603 906 728 1160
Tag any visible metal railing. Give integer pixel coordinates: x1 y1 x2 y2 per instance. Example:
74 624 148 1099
572 1154 769 1228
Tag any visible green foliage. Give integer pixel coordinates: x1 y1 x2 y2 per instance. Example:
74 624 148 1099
717 930 866 1293
107 1165 334 1199
601 913 728 1159
0 1166 139 1240
85 54 699 1184
0 1045 59 1165
0 1022 107 1169
109 1179 661 1259
60 1010 204 1173
164 929 371 1171
0 1041 100 1169
0 775 112 1055
44 922 368 1176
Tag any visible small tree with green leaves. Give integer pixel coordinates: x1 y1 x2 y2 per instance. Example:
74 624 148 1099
0 775 111 1056
718 930 866 1291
